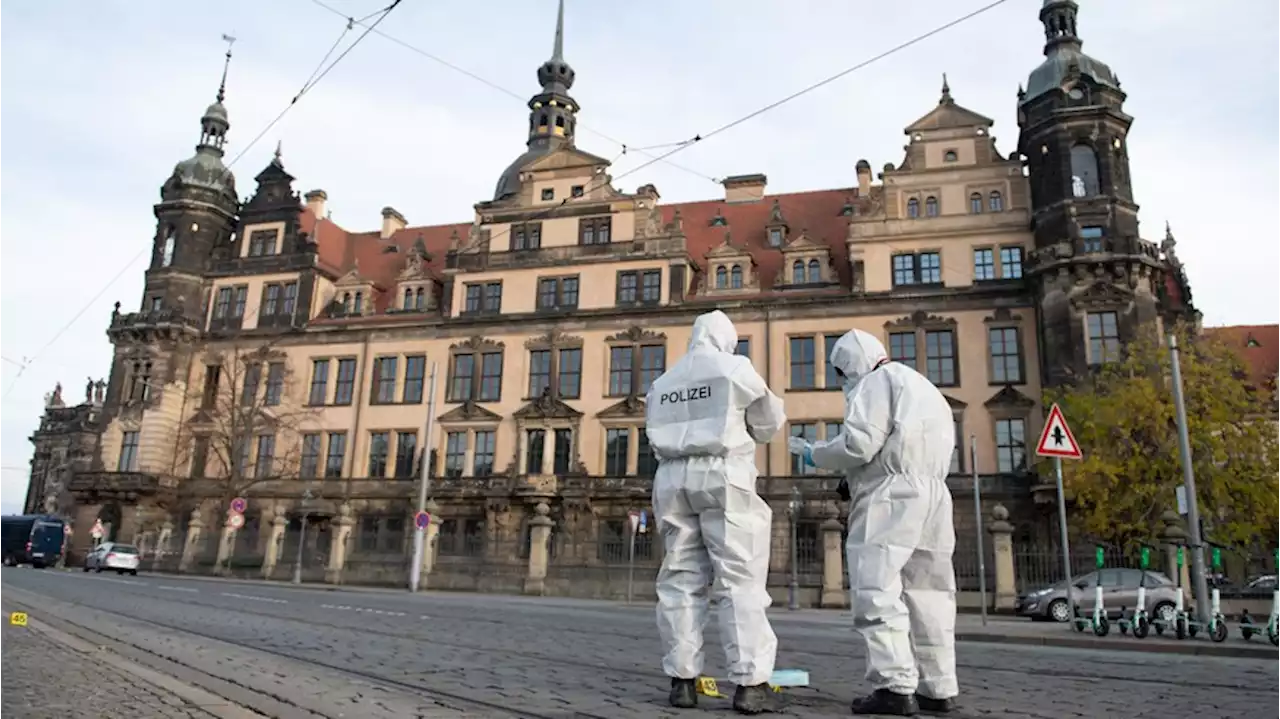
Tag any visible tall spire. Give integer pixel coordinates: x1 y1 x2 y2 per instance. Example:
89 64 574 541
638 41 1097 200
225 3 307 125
551 0 565 62
939 73 952 104
528 0 578 147
197 35 235 153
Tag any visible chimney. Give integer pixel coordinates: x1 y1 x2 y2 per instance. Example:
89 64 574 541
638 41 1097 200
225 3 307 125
855 160 872 196
305 189 328 219
381 206 407 239
721 174 767 204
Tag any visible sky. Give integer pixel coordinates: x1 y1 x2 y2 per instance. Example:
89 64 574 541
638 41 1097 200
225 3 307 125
2 0 1277 513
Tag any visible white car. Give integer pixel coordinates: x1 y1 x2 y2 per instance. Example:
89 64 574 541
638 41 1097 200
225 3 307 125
84 542 140 575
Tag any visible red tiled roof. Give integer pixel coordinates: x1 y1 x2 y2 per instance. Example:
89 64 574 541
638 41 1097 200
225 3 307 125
1204 324 1280 389
303 186 861 313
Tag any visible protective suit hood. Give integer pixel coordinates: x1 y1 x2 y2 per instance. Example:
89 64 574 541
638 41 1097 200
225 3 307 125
688 310 738 354
829 329 889 384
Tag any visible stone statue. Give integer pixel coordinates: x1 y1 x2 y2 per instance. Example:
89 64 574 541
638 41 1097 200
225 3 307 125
51 383 63 407
1071 175 1086 198
85 377 95 404
93 379 106 405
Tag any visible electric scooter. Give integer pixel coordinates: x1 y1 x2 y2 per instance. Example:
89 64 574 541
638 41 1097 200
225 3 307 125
1073 584 1109 637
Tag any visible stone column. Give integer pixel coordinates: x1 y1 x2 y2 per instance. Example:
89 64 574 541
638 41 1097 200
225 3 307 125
156 520 174 558
987 503 1016 612
523 502 554 596
325 504 355 584
214 513 235 576
540 432 554 475
421 499 442 578
179 508 205 573
1160 510 1190 591
819 507 846 608
262 513 288 579
117 504 142 544
71 503 100 561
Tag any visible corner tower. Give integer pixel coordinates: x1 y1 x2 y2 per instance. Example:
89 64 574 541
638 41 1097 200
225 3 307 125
1017 1 1164 385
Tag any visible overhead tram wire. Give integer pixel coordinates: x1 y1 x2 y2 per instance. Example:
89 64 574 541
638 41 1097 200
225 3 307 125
307 0 719 185
2 2 407 398
472 0 1014 258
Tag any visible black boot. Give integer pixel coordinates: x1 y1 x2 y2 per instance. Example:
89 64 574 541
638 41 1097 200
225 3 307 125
733 683 772 715
850 689 918 716
915 694 956 714
668 678 697 708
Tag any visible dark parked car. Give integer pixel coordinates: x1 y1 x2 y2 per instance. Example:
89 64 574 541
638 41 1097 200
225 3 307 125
1016 568 1180 624
1 514 67 568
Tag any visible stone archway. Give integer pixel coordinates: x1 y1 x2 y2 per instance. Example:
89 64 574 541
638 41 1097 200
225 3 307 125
98 502 123 543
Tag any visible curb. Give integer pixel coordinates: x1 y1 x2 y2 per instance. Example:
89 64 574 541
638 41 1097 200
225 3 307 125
956 630 1279 660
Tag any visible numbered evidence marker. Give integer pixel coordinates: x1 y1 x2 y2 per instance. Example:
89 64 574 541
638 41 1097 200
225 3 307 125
695 677 728 698
9 612 28 627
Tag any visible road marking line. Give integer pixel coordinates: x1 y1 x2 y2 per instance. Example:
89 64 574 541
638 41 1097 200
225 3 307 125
156 585 198 593
92 576 143 586
220 591 288 604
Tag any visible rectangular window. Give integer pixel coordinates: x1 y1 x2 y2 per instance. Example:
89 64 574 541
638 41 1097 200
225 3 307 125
402 355 425 403
463 282 502 313
995 418 1026 473
973 248 995 281
282 282 298 316
918 251 942 283
891 254 915 286
393 431 417 478
608 346 633 396
479 352 503 401
473 430 496 476
232 286 248 317
325 432 347 478
639 345 666 394
1000 246 1024 279
254 434 276 479
525 429 545 474
1080 226 1105 253
616 271 638 305
263 362 285 406
189 436 209 479
367 431 390 478
235 439 251 477
1087 311 1121 365
448 354 475 401
553 429 572 474
892 252 941 285
483 283 502 312
579 216 612 245
118 431 140 472
528 350 552 398
511 222 542 250
735 338 751 359
301 433 322 478
214 288 232 319
241 363 261 406
988 327 1023 384
789 423 818 475
640 271 662 303
372 357 398 404
308 359 329 405
637 429 658 478
558 348 582 399
823 334 843 389
888 331 917 370
924 330 957 386
334 358 357 405
950 415 963 475
789 337 816 389
605 428 630 476
536 276 579 311
247 229 276 257
261 284 280 316
444 432 466 478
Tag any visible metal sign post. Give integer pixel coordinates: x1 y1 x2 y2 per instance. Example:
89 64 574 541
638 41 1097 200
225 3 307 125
409 362 439 593
627 511 640 605
292 487 313 585
1035 403 1084 628
970 435 987 626
1168 333 1211 627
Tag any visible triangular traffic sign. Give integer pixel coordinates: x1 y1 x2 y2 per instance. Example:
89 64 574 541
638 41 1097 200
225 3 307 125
1035 403 1083 459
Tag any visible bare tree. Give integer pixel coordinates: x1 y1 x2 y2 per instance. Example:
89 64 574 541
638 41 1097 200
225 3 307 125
175 342 321 512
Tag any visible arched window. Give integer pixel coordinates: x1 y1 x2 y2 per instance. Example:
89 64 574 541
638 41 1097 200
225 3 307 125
806 259 821 284
353 292 363 314
342 292 352 313
161 231 176 267
730 264 743 289
538 114 548 128
415 288 426 310
715 265 727 289
925 196 939 217
989 191 1004 212
1070 144 1100 197
403 288 413 309
792 260 805 284
907 198 920 218
969 193 983 215
944 150 958 163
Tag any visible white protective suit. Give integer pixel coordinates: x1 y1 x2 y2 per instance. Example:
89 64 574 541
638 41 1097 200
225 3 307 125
645 310 787 687
805 329 958 701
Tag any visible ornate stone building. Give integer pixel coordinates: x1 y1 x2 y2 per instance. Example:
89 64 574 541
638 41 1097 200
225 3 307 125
25 0 1198 599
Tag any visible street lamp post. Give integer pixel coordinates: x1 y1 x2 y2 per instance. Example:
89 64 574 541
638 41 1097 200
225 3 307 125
292 488 313 585
788 485 802 611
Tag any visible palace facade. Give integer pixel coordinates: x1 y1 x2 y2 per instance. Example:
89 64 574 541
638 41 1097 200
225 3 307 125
25 0 1200 599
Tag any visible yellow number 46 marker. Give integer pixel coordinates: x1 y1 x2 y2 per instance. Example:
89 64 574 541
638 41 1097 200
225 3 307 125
10 612 28 627
695 677 727 698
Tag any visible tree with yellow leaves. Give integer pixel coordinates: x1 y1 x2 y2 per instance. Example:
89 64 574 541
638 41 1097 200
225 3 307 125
1044 323 1279 557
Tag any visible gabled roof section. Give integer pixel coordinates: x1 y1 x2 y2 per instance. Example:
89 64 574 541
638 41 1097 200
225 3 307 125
905 76 995 134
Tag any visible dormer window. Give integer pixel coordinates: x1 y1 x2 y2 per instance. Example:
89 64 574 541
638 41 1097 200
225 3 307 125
247 229 277 257
969 193 983 214
807 259 820 283
715 266 727 289
791 261 805 284
769 228 783 247
925 196 939 217
730 265 743 289
571 185 584 198
907 198 920 219
989 191 1004 212
541 188 555 201
944 150 958 163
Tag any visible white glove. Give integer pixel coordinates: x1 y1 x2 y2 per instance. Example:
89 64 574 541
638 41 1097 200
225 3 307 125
787 436 812 456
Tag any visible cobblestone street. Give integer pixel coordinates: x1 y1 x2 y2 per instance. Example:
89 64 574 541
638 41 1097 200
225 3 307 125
3 568 1277 718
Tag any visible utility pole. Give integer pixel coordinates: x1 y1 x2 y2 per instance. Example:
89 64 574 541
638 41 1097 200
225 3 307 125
292 487 313 585
1168 333 1211 627
409 362 439 593
787 485 801 611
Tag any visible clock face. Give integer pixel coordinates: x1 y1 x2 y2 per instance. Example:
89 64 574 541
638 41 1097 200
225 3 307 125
1068 88 1085 100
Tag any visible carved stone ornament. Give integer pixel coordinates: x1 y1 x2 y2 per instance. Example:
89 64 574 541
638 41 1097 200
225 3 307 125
438 401 503 424
524 330 583 350
983 385 1036 409
1070 281 1134 311
884 310 957 330
607 326 666 344
450 336 505 352
983 307 1016 324
597 395 646 418
513 390 583 420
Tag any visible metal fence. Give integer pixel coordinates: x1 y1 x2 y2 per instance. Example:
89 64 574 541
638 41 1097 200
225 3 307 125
1013 544 1145 593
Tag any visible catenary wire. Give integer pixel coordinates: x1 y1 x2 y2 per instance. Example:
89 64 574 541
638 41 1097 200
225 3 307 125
2 2 406 397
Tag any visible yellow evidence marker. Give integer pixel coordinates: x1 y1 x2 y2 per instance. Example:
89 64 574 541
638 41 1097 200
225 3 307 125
695 676 728 698
10 611 29 627
696 669 809 698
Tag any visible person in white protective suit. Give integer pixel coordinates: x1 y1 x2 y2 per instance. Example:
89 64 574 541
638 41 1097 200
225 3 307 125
788 328 958 716
645 310 787 715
